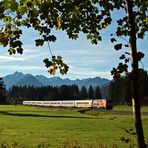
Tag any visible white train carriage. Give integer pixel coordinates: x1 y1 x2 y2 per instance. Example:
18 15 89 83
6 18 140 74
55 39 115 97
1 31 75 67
60 100 75 107
23 99 112 109
23 101 43 106
49 101 61 107
74 100 92 108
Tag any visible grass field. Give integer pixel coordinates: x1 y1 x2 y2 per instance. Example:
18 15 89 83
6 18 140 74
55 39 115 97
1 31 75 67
0 105 148 148
113 105 148 112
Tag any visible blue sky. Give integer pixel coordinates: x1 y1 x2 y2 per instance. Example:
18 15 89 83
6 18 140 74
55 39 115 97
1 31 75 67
0 12 147 80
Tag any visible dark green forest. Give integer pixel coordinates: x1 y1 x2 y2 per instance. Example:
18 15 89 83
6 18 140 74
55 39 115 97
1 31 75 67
6 84 102 104
108 71 148 105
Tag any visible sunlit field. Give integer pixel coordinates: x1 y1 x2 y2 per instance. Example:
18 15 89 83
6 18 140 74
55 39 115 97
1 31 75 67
0 105 148 147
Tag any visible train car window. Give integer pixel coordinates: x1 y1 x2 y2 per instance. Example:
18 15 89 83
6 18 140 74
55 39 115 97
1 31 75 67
62 102 73 104
76 102 90 104
44 102 50 104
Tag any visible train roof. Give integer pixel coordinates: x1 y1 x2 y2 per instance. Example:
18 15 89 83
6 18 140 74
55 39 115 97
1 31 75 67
23 99 110 102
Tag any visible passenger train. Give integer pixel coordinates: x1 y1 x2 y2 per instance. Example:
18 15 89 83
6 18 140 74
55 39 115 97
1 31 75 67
23 99 112 109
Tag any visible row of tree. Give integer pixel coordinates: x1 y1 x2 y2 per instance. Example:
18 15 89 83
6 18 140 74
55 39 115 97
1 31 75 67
7 85 102 104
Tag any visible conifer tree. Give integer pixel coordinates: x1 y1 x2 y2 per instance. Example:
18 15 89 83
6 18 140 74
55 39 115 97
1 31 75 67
88 85 94 99
79 86 87 100
94 86 102 99
0 77 7 104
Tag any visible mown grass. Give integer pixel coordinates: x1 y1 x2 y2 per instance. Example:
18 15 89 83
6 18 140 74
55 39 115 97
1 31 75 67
0 105 148 147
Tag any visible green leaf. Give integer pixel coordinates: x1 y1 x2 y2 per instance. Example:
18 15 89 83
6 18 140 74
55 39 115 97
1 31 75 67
137 51 144 61
145 17 148 25
125 52 130 55
124 44 129 47
87 34 92 40
125 59 129 63
17 47 23 54
119 54 125 60
100 23 107 29
35 39 44 46
92 0 98 4
48 68 56 75
17 5 28 15
3 16 12 22
8 48 15 55
10 1 18 11
55 16 61 29
114 44 122 50
111 38 116 43
14 40 23 47
47 35 56 42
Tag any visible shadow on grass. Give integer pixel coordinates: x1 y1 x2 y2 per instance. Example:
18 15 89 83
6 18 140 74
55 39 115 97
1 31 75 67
0 111 95 119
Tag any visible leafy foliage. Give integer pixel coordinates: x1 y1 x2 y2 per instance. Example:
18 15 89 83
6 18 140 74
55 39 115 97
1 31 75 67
1 0 147 74
43 56 69 75
111 49 145 80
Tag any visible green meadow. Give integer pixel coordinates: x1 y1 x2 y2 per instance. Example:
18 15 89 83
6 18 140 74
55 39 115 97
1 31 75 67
0 105 148 148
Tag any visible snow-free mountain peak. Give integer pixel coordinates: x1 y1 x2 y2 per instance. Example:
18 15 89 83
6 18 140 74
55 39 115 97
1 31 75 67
3 72 110 89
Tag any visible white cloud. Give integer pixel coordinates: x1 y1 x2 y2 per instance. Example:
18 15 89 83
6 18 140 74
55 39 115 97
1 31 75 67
62 66 112 80
0 55 24 62
0 65 44 70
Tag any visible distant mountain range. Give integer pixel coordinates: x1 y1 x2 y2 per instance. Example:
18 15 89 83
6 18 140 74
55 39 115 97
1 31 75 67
3 71 110 89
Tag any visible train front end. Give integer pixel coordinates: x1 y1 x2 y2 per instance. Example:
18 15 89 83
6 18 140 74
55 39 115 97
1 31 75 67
92 99 113 109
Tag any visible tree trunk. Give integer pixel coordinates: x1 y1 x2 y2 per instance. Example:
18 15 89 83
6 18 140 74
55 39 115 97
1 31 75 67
125 1 146 148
